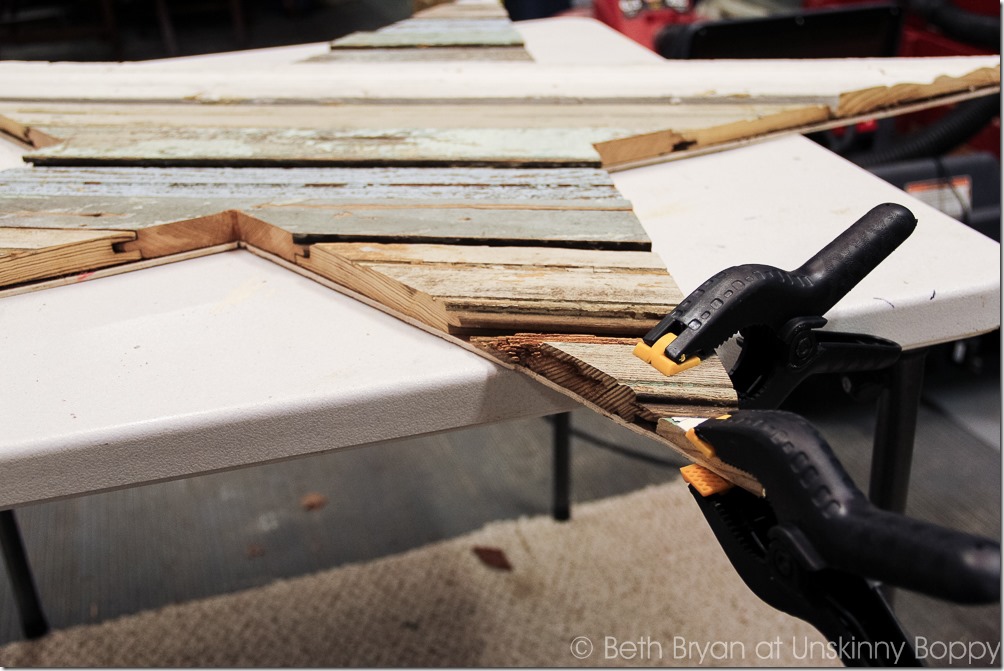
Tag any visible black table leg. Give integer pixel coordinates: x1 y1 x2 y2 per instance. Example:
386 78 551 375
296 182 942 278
869 348 928 513
552 412 571 521
1 509 49 639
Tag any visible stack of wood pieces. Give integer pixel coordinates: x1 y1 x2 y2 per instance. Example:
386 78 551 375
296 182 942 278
0 0 999 492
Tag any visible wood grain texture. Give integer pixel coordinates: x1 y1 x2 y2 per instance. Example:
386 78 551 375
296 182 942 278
471 334 736 421
413 1 510 19
469 333 753 490
0 101 807 132
0 227 139 288
24 127 622 168
299 242 680 335
305 47 532 62
595 105 831 168
0 166 648 250
330 18 524 49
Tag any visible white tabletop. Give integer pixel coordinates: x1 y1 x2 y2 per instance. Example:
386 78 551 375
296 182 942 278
0 251 574 508
613 135 1001 350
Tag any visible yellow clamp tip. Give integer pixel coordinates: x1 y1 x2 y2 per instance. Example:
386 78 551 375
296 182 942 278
685 427 717 458
680 464 735 497
632 333 702 377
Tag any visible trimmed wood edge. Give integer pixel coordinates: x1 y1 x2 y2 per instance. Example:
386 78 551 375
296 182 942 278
600 81 1001 171
0 229 140 289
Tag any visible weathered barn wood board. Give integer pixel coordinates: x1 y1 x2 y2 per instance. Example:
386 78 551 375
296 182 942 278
413 1 510 19
0 58 993 105
297 242 681 335
330 18 523 49
305 47 532 62
24 127 628 168
0 166 649 249
0 102 806 135
0 227 139 288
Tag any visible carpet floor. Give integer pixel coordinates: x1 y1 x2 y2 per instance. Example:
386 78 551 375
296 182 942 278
0 482 836 667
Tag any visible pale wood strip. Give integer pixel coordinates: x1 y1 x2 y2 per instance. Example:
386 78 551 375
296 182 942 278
0 102 804 132
595 105 830 169
297 244 453 332
0 227 139 288
0 166 626 202
305 47 532 62
837 65 1000 116
317 242 666 269
246 207 649 250
413 5 511 19
330 19 523 49
24 127 616 168
0 114 60 149
306 242 679 335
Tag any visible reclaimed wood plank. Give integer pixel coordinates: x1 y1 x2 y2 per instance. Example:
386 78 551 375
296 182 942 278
330 19 523 49
0 166 649 249
0 102 804 134
413 1 510 19
298 242 680 335
24 127 623 168
248 206 649 249
304 47 532 62
0 227 140 288
0 166 629 203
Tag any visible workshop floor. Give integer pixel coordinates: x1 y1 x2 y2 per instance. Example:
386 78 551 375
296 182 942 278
1 1 1000 665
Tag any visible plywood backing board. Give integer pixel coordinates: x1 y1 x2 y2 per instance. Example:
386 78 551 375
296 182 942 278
0 166 650 249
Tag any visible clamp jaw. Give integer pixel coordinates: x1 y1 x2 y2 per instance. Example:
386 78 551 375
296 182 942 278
634 203 917 407
682 411 1000 666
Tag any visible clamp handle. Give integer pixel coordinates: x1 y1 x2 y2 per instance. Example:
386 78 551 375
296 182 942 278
696 410 1000 604
796 202 918 316
639 203 917 366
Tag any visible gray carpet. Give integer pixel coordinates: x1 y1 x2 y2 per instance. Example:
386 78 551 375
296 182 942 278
0 482 835 667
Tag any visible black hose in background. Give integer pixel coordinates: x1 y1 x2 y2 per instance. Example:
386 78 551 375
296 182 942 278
848 94 1001 168
908 0 1000 49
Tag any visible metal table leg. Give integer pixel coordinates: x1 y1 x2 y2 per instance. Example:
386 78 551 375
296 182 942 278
1 509 49 639
552 411 571 521
869 348 928 513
